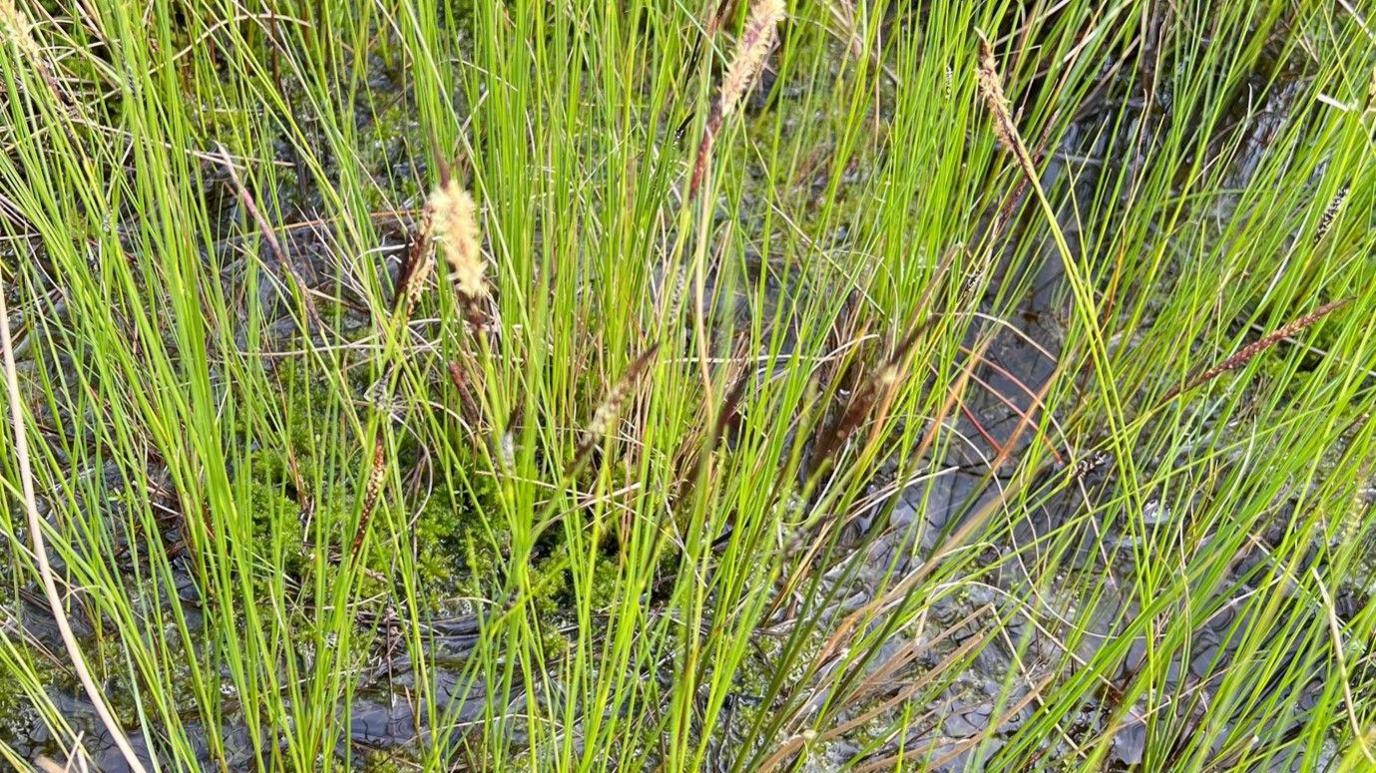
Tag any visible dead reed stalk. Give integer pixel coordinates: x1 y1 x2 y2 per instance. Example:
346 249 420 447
0 243 148 773
214 144 324 333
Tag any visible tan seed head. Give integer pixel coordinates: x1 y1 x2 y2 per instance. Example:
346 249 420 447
427 178 487 300
718 0 786 121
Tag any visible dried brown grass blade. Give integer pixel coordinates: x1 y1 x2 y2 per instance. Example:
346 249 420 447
804 335 1034 669
670 335 755 515
808 243 960 473
1 250 148 772
447 359 484 429
808 316 935 472
33 757 68 773
856 670 1056 773
822 608 994 744
767 332 998 627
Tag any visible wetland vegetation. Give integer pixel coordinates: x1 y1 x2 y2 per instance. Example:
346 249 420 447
1 0 1375 770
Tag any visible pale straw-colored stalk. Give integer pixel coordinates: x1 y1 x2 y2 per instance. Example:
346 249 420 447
1 261 149 772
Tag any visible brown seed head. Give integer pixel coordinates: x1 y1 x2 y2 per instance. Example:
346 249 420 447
350 437 388 559
571 345 660 471
393 231 437 318
976 36 1015 150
